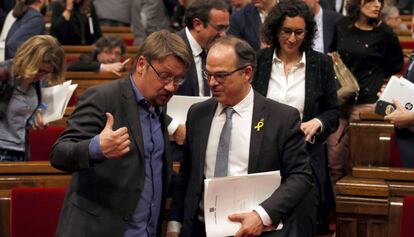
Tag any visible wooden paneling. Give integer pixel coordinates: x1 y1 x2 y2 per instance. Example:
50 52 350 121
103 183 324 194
335 167 414 237
0 162 71 237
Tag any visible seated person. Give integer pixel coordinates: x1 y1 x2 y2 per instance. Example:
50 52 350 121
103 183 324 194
382 5 407 31
67 35 127 76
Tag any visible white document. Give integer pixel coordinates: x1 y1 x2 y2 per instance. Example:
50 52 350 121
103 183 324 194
167 95 209 123
41 80 77 123
204 171 282 237
375 76 414 115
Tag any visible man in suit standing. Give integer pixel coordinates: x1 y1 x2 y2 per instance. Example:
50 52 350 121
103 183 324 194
228 0 277 51
168 0 230 152
50 30 191 237
167 36 316 237
304 0 343 53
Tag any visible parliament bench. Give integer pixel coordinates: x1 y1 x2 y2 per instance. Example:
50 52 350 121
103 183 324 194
336 166 414 237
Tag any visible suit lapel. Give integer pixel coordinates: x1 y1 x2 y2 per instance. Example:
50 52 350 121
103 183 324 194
303 51 322 122
253 48 274 96
178 30 200 96
197 100 217 173
121 78 145 159
248 92 268 173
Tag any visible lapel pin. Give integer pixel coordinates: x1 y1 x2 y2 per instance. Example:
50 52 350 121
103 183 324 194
254 118 264 131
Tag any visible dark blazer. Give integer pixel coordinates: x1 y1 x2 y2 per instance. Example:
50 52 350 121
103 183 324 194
5 8 45 59
170 91 316 237
228 3 261 51
176 29 200 96
50 77 172 237
322 9 343 53
252 48 339 200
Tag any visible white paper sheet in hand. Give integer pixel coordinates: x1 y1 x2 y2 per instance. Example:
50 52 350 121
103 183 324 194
204 171 281 237
41 80 77 123
167 95 209 123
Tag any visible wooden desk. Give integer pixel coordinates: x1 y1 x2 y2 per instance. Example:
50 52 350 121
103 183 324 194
336 166 414 237
349 113 394 167
64 71 128 98
0 162 71 237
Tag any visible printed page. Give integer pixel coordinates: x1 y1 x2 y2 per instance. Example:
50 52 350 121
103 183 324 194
41 80 77 123
167 95 209 124
204 171 281 237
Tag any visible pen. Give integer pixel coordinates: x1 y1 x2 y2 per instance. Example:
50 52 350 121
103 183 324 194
122 58 131 66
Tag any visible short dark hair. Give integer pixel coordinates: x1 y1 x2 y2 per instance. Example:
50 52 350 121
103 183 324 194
261 0 316 52
211 36 256 69
184 0 229 30
93 36 126 58
346 0 384 27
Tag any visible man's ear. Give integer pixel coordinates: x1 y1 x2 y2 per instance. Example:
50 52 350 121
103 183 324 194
243 65 254 82
193 18 205 32
135 56 146 74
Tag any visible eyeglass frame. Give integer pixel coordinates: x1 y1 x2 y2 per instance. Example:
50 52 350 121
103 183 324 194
206 22 229 32
147 59 185 86
203 65 250 84
279 27 307 39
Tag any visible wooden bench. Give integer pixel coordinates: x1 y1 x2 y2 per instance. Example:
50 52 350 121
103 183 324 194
0 162 71 237
349 113 394 167
101 26 132 34
336 166 414 237
64 71 128 98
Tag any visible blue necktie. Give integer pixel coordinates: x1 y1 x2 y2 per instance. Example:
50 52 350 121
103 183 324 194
215 107 235 177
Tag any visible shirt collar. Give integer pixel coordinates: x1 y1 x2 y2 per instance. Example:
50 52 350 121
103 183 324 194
315 6 323 20
217 86 254 118
129 75 161 114
185 27 204 57
272 50 307 67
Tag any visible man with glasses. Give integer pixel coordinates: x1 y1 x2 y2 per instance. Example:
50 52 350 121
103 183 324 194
167 36 316 237
167 0 229 155
67 35 127 76
50 30 191 237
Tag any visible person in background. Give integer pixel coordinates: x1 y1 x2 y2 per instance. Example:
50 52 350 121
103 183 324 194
252 0 339 234
0 35 65 161
93 0 132 26
67 35 127 76
230 0 251 13
328 0 403 184
5 0 47 60
228 0 277 51
168 35 316 237
131 0 171 46
50 30 191 237
0 10 16 62
303 0 343 53
50 0 102 45
382 5 407 30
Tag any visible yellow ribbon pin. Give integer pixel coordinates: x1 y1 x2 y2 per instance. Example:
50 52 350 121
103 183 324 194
254 119 264 131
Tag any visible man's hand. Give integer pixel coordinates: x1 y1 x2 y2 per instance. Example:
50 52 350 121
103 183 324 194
228 211 264 237
99 113 131 158
172 124 186 145
100 63 125 76
32 110 48 130
384 98 414 128
300 119 321 142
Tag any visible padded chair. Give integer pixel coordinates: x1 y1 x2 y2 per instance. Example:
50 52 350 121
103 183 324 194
28 125 65 161
10 187 66 237
401 195 414 237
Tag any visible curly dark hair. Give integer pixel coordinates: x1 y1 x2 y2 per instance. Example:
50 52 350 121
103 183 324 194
261 0 316 52
346 0 384 27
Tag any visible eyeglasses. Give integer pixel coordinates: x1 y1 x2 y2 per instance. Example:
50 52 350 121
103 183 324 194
147 60 185 86
280 27 307 39
203 65 249 83
207 22 229 32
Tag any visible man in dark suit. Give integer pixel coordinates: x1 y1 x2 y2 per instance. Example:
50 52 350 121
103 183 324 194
167 36 316 237
304 0 343 53
228 0 277 51
168 0 229 153
50 30 191 237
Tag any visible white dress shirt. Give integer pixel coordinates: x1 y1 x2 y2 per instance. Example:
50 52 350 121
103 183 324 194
267 51 306 119
313 7 324 54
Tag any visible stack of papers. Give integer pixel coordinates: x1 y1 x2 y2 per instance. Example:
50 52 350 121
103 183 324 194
204 171 282 237
41 80 77 123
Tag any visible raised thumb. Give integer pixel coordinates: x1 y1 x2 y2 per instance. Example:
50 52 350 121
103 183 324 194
105 112 114 130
